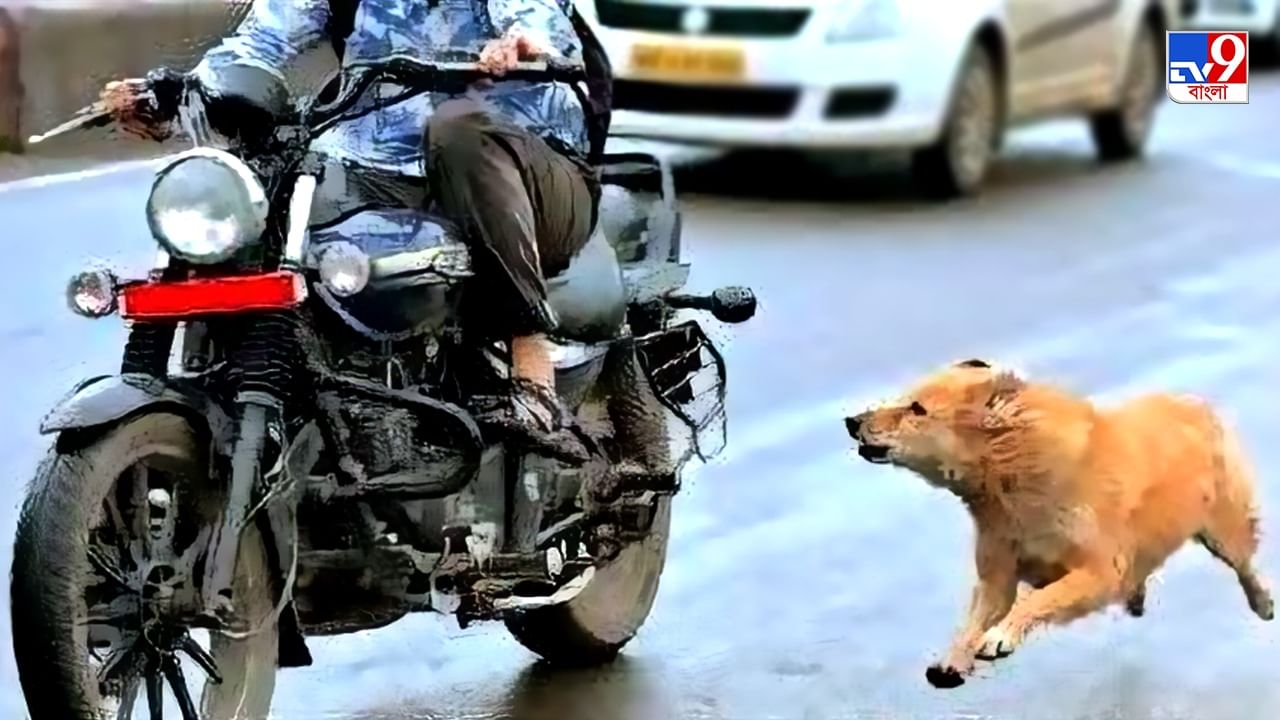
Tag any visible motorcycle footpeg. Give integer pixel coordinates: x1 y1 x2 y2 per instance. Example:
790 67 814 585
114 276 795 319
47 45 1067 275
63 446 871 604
588 491 662 536
592 463 679 502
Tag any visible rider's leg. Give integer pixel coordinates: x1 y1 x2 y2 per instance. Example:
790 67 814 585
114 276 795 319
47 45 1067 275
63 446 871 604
427 99 599 463
512 334 555 389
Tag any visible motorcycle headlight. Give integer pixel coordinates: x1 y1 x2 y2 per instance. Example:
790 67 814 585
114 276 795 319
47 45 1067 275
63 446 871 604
317 241 371 297
826 0 902 43
145 148 268 264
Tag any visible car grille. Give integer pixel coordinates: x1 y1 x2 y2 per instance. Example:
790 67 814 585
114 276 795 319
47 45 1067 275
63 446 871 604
823 87 896 119
595 0 811 38
614 80 800 118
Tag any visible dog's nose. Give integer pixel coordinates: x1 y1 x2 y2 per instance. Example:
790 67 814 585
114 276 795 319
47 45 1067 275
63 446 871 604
845 413 867 439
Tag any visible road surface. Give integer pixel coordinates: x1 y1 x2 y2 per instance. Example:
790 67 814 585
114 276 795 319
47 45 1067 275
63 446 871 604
3 77 1280 719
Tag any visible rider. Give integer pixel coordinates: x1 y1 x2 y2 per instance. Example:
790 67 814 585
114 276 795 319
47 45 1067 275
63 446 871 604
102 0 618 466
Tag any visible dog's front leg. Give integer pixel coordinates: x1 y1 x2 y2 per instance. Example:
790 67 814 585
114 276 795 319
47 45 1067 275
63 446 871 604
977 564 1119 660
927 531 1017 689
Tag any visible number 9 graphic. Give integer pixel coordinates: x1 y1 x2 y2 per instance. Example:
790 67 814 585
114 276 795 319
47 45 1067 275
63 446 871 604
1211 33 1247 83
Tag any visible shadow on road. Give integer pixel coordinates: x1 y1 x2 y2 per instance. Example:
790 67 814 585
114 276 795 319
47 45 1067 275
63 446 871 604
341 656 696 720
672 144 1136 208
497 657 688 720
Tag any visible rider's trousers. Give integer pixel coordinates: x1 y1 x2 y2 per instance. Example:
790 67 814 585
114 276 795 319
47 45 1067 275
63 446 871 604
426 98 600 340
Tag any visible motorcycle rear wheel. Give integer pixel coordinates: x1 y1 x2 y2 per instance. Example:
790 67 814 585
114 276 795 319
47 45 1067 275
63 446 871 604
11 412 278 720
504 496 671 666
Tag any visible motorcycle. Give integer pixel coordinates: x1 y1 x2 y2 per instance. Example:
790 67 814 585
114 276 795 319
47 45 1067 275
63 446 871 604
10 55 756 719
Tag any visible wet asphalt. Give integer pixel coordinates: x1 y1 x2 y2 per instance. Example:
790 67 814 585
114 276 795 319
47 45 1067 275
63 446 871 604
3 75 1280 720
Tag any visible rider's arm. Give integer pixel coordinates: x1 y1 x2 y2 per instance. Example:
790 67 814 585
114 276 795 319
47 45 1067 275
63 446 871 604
487 0 582 59
191 0 332 94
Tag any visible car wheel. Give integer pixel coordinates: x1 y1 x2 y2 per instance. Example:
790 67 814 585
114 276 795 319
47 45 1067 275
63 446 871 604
1269 6 1280 65
1090 21 1160 162
911 44 1001 200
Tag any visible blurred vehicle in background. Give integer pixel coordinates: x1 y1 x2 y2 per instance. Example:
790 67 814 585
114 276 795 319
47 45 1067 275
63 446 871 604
1181 0 1280 57
584 0 1181 198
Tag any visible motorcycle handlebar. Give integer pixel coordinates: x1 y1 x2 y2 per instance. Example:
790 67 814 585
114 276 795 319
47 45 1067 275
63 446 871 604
307 55 586 133
345 54 585 83
26 106 113 145
27 68 187 146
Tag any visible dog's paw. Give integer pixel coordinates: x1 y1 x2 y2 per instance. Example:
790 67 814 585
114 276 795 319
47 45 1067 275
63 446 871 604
1125 590 1146 618
925 663 966 689
975 626 1018 661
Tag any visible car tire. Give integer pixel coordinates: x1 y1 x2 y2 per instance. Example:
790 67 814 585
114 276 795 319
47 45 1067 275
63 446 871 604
1268 6 1280 65
911 44 1001 200
1090 20 1161 162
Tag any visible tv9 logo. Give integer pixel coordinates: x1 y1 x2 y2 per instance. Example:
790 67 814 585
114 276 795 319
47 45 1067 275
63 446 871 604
1167 31 1249 104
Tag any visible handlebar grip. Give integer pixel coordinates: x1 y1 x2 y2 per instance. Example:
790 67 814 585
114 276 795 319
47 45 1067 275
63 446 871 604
665 287 758 324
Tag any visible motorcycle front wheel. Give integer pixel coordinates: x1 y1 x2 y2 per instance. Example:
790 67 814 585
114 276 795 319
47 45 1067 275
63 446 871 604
505 496 671 666
11 412 278 720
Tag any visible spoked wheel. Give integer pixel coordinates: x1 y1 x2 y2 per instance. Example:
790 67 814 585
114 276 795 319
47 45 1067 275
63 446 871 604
1090 20 1161 162
911 44 1001 200
11 413 278 720
1262 6 1280 65
505 496 672 666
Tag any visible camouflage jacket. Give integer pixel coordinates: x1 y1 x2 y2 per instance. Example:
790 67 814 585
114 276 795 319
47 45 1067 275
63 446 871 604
193 0 590 176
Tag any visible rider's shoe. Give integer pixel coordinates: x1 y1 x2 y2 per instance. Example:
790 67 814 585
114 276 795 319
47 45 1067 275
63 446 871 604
478 378 593 466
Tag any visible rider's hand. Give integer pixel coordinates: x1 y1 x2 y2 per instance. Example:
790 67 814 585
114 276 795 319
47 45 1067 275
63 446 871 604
478 29 551 76
100 78 173 142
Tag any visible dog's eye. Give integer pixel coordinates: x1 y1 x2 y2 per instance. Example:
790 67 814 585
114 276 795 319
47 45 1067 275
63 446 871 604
909 401 927 416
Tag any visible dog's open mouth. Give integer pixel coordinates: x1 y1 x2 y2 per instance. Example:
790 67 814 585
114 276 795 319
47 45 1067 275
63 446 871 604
857 444 892 463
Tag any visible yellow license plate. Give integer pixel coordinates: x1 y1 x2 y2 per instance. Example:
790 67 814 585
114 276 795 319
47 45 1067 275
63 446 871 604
628 43 746 83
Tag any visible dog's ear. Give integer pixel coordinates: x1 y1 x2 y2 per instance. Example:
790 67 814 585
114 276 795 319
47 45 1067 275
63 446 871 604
955 358 992 369
981 370 1026 429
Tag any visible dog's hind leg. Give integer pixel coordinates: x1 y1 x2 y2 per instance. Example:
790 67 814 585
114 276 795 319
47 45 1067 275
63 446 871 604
1197 422 1274 620
1198 527 1272 620
1198 519 1273 620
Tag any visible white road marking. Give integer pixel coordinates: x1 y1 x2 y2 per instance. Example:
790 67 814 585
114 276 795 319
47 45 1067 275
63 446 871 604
0 156 171 195
1198 154 1280 181
0 138 719 197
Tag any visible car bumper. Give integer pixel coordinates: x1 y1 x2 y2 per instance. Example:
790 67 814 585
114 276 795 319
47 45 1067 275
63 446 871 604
1182 2 1278 34
599 31 955 150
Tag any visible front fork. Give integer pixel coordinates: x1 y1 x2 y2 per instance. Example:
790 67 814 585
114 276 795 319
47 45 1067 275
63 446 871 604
122 312 304 631
201 398 284 620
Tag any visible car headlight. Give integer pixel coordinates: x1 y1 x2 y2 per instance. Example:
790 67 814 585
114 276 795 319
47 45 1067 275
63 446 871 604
146 148 268 264
827 0 902 43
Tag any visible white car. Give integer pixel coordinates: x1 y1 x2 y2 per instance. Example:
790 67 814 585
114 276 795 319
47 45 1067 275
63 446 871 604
584 0 1182 197
1181 0 1280 55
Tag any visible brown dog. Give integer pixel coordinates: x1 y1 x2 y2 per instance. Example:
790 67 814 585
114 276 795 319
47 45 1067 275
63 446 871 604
845 359 1273 688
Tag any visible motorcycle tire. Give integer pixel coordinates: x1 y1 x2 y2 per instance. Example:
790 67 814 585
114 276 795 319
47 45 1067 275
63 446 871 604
504 496 671 666
11 412 278 720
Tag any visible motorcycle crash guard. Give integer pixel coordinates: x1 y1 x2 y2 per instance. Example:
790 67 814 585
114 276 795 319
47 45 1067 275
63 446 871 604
40 373 235 450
